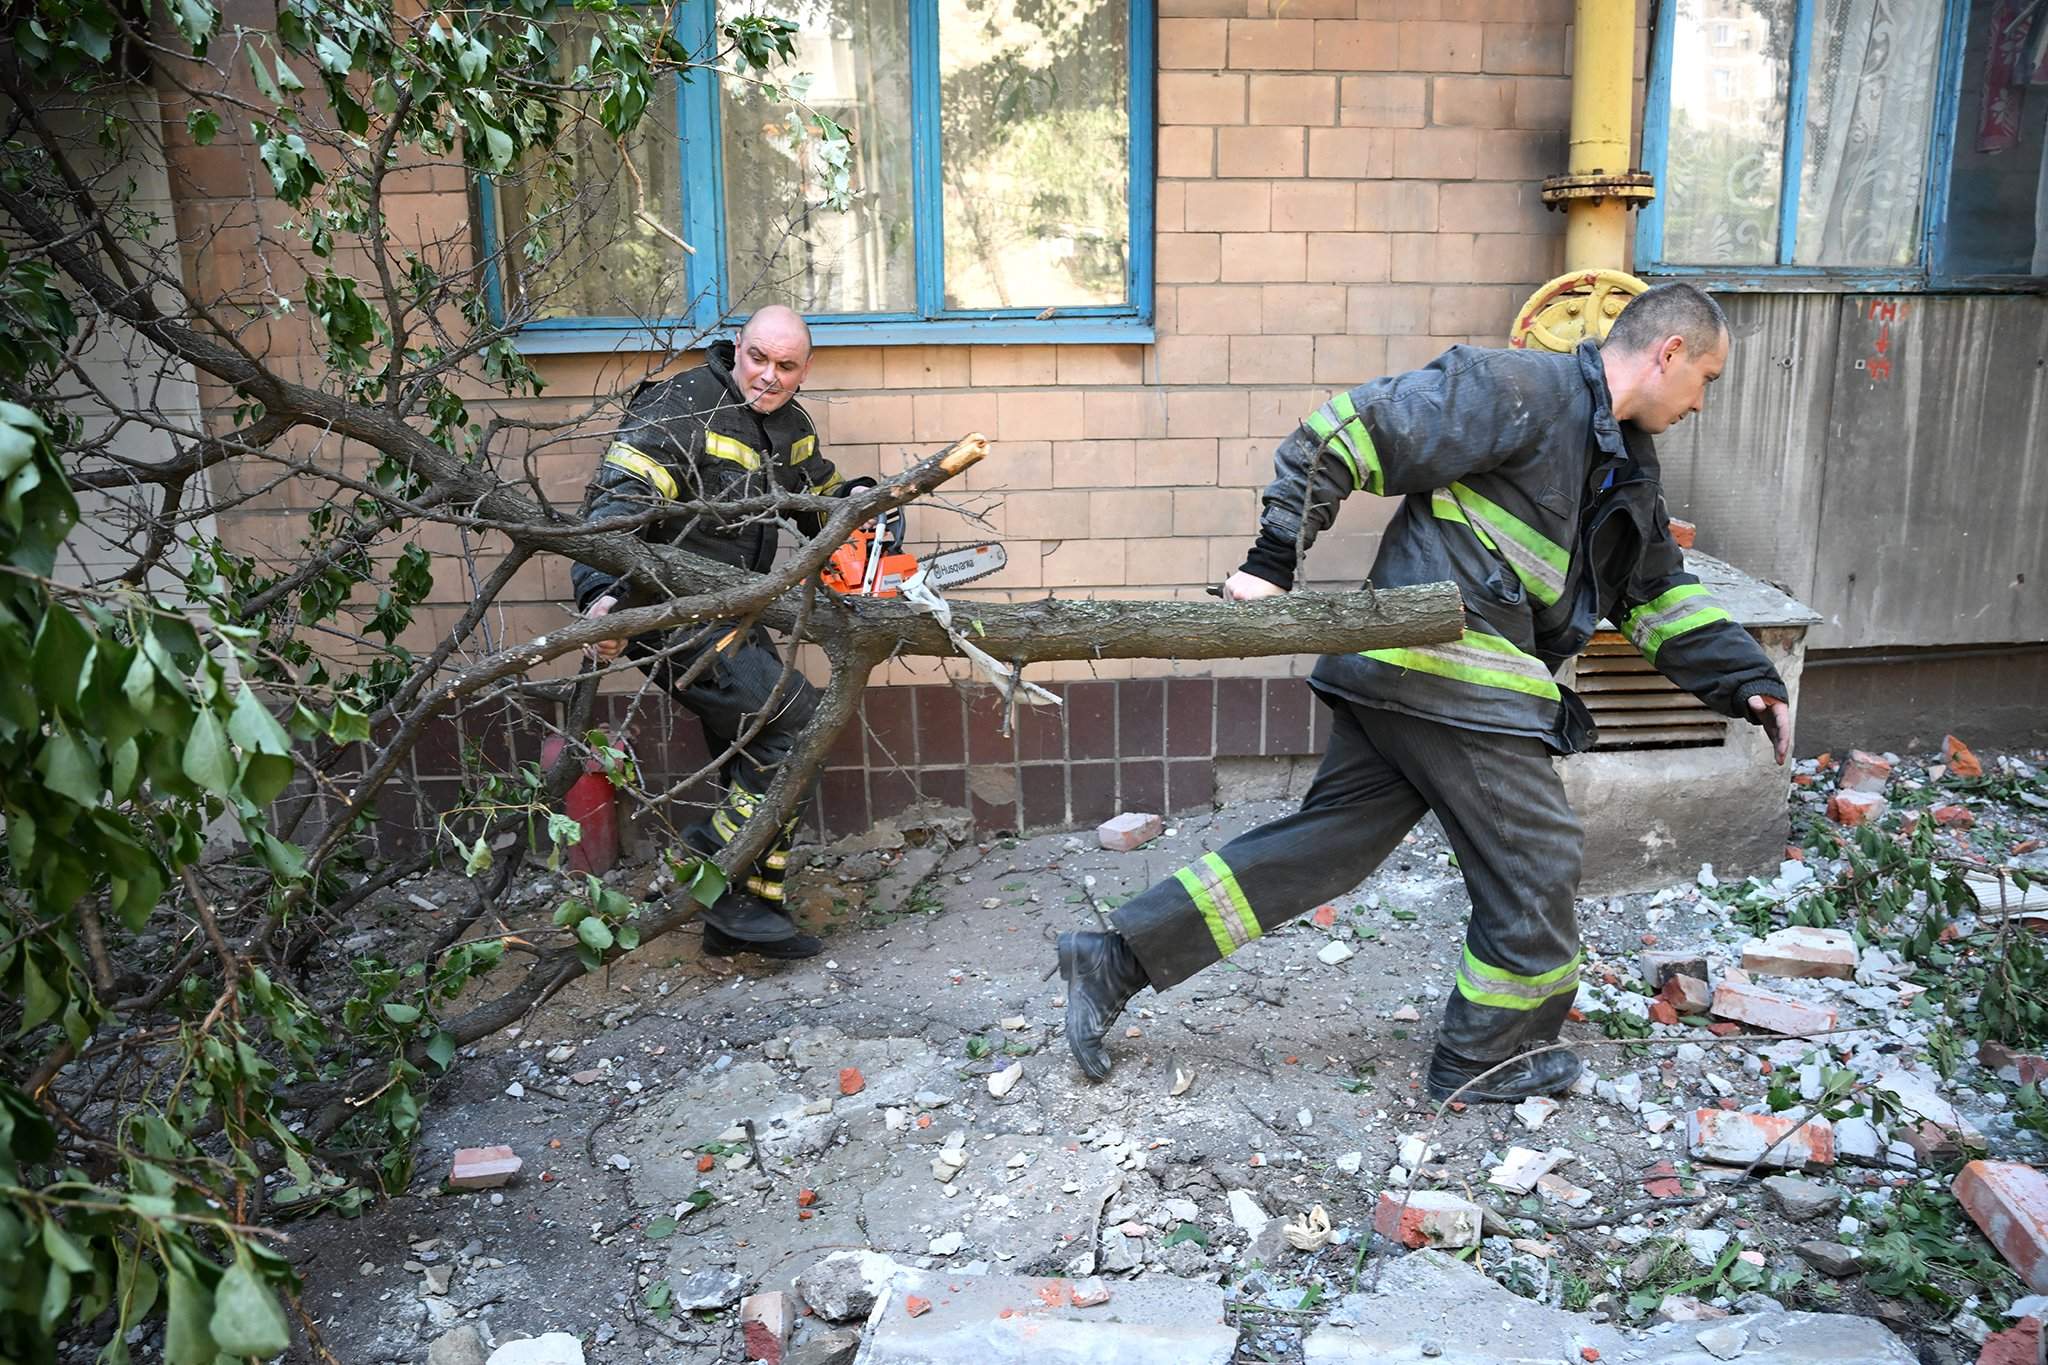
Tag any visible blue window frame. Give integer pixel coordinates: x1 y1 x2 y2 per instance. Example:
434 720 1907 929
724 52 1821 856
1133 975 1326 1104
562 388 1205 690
481 0 1156 351
1638 0 2046 291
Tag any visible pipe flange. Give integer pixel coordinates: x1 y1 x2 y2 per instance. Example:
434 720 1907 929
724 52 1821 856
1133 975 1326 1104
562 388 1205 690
1509 269 1648 353
1540 171 1657 208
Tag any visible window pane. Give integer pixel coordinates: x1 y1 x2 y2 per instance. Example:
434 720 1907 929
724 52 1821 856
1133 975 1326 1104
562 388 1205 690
1661 0 1794 266
939 0 1130 310
719 0 917 315
496 26 688 320
1793 0 1944 267
1940 0 2048 277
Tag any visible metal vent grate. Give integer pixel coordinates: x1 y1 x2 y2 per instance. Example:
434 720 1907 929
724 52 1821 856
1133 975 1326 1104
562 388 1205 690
1573 631 1727 751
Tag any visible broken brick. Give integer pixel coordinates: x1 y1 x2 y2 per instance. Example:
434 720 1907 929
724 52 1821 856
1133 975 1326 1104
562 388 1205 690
1710 980 1838 1036
1903 1119 1984 1165
740 1292 792 1364
1837 750 1892 794
796 1188 818 1208
1643 1176 1683 1198
1933 803 1976 829
1944 734 1984 779
1666 517 1696 548
1687 1109 1835 1169
1977 1317 2042 1365
1311 904 1338 929
1661 974 1712 1014
1742 926 1858 981
1955 1160 2048 1292
1827 790 1889 827
1707 1021 1741 1037
1097 811 1163 852
904 1295 932 1318
448 1146 522 1190
839 1067 865 1096
1373 1190 1484 1249
1649 1000 1678 1026
697 1154 716 1173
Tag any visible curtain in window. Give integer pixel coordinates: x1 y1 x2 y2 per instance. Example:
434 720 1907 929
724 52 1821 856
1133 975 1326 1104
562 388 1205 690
1793 0 1945 266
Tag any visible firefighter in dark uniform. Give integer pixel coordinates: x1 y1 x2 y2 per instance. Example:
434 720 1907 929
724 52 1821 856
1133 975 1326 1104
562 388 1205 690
1056 283 1795 1101
573 306 848 959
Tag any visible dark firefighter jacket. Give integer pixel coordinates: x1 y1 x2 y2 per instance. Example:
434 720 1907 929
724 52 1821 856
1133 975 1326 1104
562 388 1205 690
1239 338 1787 754
570 340 844 612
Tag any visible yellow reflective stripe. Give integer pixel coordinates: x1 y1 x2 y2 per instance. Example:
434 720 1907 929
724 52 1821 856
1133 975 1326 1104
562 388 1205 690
1430 491 1500 553
744 876 783 902
1445 482 1567 606
1623 585 1729 664
790 434 817 465
703 431 762 470
1455 947 1582 1012
1301 410 1361 491
1364 630 1560 700
764 849 789 871
1327 392 1383 493
814 469 843 495
1176 852 1261 957
604 442 679 500
711 810 740 843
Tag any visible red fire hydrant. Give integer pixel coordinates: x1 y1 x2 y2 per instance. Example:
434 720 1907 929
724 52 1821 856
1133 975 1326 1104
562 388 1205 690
540 736 619 875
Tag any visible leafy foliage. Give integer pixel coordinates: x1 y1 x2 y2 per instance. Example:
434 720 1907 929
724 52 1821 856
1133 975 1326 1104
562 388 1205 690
0 0 851 1352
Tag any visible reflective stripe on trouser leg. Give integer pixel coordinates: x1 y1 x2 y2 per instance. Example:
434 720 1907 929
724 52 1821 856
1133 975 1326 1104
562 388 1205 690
1344 708 1585 1061
1112 699 1428 990
1454 944 1582 1011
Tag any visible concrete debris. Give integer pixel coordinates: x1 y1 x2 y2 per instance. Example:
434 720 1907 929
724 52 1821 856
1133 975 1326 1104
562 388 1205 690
1826 789 1889 826
1694 1322 1748 1359
1513 1096 1559 1131
1317 940 1356 966
670 1266 745 1311
1228 1189 1271 1237
796 1251 900 1322
987 1061 1022 1098
1795 1241 1862 1277
1687 1109 1835 1169
1760 1175 1840 1223
427 1327 489 1365
1838 750 1892 794
484 1336 585 1365
1488 1145 1571 1195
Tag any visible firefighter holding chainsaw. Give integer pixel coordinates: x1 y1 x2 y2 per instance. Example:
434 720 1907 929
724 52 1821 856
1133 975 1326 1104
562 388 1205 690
571 305 846 960
1056 283 1794 1101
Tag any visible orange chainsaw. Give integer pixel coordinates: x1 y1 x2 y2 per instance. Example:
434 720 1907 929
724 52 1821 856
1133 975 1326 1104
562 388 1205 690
820 505 1007 598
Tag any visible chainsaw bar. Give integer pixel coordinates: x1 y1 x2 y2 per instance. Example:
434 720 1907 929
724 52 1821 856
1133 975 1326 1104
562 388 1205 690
922 542 1007 590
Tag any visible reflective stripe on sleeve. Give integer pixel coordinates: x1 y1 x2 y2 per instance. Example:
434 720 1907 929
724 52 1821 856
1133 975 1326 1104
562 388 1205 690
1623 584 1732 664
603 442 679 500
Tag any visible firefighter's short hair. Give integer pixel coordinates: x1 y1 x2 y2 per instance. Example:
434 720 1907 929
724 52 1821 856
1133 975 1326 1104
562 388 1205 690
1604 282 1728 358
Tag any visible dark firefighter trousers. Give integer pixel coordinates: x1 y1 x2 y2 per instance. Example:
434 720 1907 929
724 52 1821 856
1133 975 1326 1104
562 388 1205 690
1112 695 1586 1062
627 626 818 942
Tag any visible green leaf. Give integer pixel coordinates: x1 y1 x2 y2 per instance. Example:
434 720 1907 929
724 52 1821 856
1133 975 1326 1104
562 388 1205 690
577 917 614 953
209 1255 291 1356
42 1218 93 1273
1161 1222 1208 1249
683 1189 714 1214
381 1001 420 1025
162 1264 214 1364
36 731 102 808
424 1029 457 1071
20 955 62 1034
31 603 93 719
228 685 290 754
328 700 371 743
643 1215 678 1241
181 708 237 796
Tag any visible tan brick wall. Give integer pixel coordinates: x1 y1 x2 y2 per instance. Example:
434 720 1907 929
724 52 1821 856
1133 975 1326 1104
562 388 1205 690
172 0 1625 694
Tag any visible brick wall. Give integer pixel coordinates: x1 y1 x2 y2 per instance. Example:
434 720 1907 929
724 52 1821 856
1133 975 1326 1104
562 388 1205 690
158 0 1642 843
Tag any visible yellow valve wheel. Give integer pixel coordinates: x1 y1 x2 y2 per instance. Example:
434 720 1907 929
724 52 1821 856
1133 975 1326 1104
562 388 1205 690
1509 269 1647 354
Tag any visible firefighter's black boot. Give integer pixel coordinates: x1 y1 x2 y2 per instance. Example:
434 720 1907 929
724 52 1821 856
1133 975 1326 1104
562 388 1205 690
1058 930 1149 1081
702 919 823 960
1424 990 1581 1103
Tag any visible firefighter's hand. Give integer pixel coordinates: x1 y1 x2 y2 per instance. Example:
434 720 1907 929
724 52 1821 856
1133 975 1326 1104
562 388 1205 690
585 594 625 664
1221 571 1287 602
1748 693 1791 765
